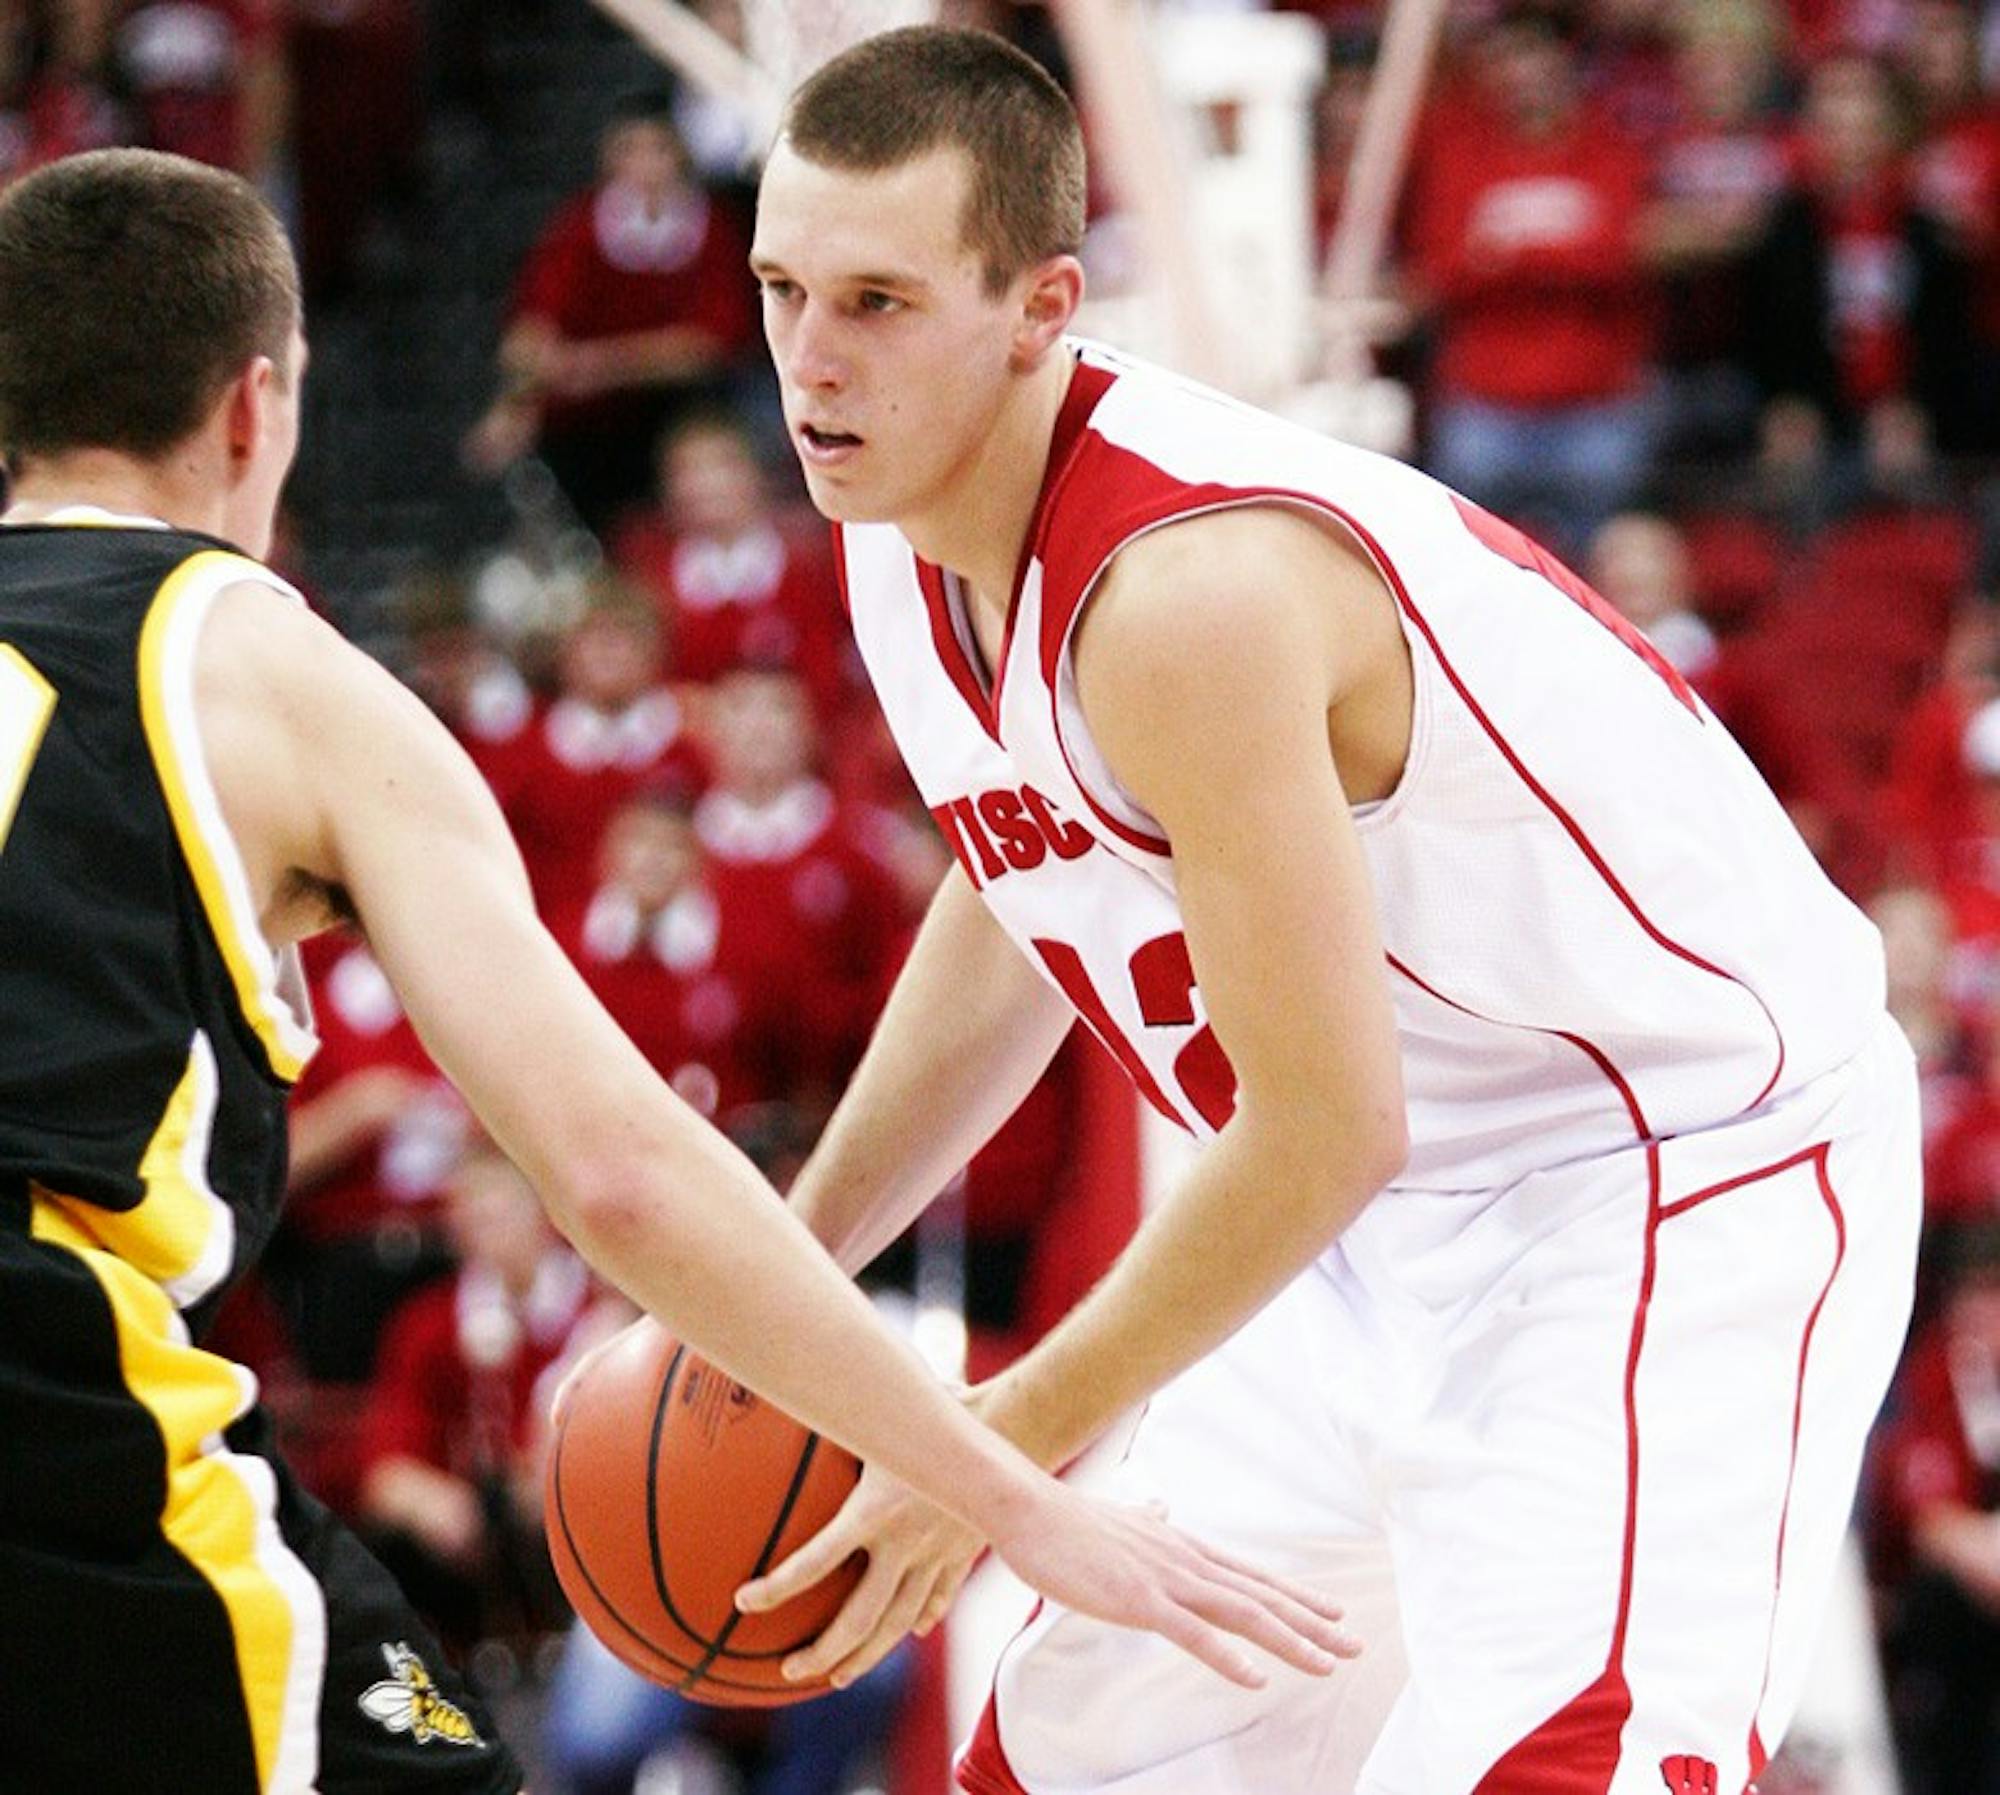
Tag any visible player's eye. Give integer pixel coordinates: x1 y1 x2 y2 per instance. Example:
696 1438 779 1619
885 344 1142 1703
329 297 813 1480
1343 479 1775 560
855 290 903 316
758 276 800 304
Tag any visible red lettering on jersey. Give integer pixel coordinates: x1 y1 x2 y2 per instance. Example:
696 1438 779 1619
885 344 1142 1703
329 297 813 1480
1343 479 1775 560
1451 495 1700 718
949 795 1007 883
1023 785 1094 860
935 785 1095 888
977 789 1048 873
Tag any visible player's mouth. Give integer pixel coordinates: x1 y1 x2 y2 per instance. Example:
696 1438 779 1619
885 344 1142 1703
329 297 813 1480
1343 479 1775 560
797 424 863 466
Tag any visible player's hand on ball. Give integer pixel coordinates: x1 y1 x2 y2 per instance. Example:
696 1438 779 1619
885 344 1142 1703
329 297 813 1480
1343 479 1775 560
987 1486 1362 1688
736 1460 982 1688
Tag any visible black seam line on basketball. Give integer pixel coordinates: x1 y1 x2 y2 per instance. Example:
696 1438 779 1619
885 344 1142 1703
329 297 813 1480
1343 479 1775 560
676 1432 827 1691
550 1387 707 1685
646 1341 739 1662
551 1353 803 1695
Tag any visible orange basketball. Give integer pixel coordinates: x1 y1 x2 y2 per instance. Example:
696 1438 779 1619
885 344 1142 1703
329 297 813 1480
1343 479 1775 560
544 1319 863 1707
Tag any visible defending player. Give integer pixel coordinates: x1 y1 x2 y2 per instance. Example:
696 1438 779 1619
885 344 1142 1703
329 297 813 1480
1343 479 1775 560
0 150 1357 1795
738 27 1925 1794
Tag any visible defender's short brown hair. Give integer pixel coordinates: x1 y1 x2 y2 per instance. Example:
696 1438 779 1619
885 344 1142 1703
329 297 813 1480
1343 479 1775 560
0 148 300 464
781 26 1086 295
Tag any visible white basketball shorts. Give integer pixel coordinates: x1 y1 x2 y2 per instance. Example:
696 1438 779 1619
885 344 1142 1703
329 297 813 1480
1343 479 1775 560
957 1013 1922 1795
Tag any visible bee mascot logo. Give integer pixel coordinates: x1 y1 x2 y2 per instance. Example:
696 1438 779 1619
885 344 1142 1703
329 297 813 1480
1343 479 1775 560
358 1642 483 1747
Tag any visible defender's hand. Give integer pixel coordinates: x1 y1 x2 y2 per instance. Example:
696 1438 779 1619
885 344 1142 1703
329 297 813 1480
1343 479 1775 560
985 1483 1363 1688
737 1461 982 1688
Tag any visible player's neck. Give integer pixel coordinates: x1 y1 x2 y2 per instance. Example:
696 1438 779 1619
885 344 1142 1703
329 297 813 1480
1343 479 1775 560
3 447 234 545
899 347 1075 618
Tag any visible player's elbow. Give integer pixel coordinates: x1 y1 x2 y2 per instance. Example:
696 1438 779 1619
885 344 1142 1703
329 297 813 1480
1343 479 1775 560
545 1151 672 1264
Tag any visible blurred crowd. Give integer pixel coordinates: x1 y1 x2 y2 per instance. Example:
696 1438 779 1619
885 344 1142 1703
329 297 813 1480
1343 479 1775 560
9 0 2000 1788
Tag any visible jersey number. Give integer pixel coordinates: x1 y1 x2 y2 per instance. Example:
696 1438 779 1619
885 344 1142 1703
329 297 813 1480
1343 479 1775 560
0 645 57 856
1032 934 1237 1130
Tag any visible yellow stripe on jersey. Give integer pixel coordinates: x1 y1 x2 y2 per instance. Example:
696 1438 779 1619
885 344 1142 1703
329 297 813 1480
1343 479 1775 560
30 1193 326 1794
137 551 318 1084
35 1033 235 1312
0 642 57 855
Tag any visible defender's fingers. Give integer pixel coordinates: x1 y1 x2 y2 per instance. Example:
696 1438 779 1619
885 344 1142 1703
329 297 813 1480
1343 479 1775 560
738 1516 859 1614
782 1560 906 1683
1190 1537 1355 1627
1182 1558 1361 1658
827 1571 932 1688
1171 1574 1346 1678
1150 1598 1269 1690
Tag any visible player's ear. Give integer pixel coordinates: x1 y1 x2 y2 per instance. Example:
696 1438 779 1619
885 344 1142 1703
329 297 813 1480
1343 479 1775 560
1011 255 1084 369
221 355 278 469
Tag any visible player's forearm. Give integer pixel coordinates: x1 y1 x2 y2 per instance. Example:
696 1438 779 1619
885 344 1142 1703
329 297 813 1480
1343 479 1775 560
540 1093 1044 1543
974 1100 1398 1470
787 866 1073 1273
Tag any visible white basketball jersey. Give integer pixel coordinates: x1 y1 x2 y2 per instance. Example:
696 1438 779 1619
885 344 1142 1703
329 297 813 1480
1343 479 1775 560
838 341 1886 1193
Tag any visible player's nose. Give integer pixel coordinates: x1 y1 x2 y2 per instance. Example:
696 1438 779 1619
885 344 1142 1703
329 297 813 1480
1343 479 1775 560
783 301 848 394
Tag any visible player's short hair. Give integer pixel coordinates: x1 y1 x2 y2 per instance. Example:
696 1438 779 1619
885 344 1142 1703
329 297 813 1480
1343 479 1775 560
0 148 300 464
781 25 1086 295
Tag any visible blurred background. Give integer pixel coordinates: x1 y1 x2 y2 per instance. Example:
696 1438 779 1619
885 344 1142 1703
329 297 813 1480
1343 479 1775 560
6 0 2000 1786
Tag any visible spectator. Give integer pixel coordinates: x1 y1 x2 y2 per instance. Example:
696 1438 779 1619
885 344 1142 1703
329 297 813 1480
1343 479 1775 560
1408 2 1659 553
355 1144 591 1654
694 662 907 1106
554 781 790 1131
1746 51 1973 492
610 409 850 722
1643 0 1793 457
115 0 288 182
1 0 123 186
1883 603 2000 886
1585 509 1721 680
1872 1221 2000 1795
465 93 759 534
394 566 536 782
1900 0 2000 454
481 577 710 918
274 933 466 1397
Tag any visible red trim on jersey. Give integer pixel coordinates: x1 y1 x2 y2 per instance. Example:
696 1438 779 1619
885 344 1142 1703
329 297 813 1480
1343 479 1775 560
955 1695 1033 1795
1054 720 1175 858
916 558 1002 744
954 1599 1047 1795
910 358 1116 747
1749 1145 1847 1770
1657 1143 1823 1220
1388 952 1652 1139
829 522 852 620
1474 1141 1660 1791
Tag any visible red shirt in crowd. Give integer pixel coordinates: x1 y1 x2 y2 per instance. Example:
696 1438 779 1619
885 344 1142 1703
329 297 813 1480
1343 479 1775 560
1910 102 2000 346
511 178 756 435
117 0 278 171
481 689 710 917
553 879 790 1127
286 937 466 1244
1409 93 1656 407
1873 1316 2000 1577
359 1252 594 1484
694 780 908 1093
611 511 851 720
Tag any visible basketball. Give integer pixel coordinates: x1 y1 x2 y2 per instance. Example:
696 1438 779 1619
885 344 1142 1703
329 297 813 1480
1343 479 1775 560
544 1319 864 1707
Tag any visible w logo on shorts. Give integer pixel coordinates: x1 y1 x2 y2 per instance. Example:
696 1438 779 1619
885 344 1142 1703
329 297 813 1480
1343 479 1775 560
1660 1756 1719 1795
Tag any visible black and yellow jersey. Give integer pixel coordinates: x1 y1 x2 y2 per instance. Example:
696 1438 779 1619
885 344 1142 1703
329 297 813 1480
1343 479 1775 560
0 511 319 1339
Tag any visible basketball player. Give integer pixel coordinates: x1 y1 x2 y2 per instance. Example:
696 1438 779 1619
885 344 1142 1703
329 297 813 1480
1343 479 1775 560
0 150 1357 1795
737 26 1926 1794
